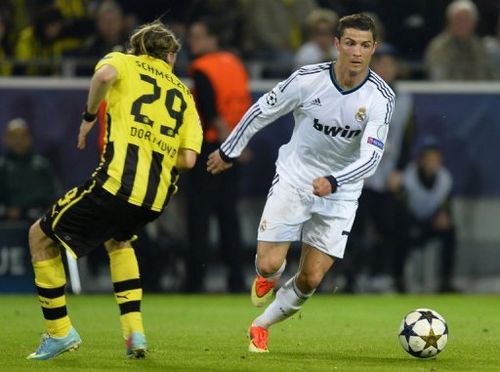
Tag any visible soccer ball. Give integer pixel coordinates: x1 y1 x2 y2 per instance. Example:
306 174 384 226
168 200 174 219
398 308 448 358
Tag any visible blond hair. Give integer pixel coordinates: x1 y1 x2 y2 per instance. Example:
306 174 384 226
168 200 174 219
307 9 338 30
128 20 181 61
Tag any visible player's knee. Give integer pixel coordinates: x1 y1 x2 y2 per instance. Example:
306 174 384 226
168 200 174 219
28 220 57 260
104 239 123 254
28 221 42 255
296 271 323 292
257 256 284 277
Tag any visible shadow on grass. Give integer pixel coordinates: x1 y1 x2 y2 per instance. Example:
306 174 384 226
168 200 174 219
269 350 440 365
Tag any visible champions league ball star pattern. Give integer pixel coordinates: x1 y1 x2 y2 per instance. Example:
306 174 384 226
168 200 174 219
399 308 448 358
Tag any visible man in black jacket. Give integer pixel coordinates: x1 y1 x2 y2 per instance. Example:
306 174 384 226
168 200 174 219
0 118 58 221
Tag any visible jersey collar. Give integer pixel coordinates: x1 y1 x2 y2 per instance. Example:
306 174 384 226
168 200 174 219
144 55 173 71
329 62 370 95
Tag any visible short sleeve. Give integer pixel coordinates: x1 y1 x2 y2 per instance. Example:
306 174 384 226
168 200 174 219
95 52 125 78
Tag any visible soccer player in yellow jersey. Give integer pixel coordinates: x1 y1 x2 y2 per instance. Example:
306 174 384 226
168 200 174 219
26 21 203 360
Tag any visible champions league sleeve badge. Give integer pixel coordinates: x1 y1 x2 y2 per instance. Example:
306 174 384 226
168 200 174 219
368 136 384 150
265 90 278 106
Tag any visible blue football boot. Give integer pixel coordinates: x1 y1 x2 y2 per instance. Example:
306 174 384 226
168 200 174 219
27 327 81 360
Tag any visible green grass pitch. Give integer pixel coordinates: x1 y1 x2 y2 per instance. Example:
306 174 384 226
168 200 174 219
1 294 499 371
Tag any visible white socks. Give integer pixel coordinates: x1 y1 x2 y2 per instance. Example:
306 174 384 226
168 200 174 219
255 255 286 281
253 275 315 329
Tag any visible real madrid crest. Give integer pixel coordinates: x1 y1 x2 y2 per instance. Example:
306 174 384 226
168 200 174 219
259 219 267 232
355 107 367 122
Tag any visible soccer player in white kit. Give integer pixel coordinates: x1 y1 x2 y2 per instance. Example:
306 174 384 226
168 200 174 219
207 14 395 352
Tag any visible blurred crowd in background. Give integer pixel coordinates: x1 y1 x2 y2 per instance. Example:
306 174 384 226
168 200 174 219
1 0 500 294
0 0 499 79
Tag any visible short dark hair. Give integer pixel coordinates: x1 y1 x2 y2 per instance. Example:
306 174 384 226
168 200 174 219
335 13 377 41
417 137 442 157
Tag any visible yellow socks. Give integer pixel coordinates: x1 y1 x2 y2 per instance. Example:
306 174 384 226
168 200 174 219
109 247 144 338
33 254 71 337
33 248 144 340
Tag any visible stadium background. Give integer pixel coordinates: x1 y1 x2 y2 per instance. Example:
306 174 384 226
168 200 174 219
0 0 500 295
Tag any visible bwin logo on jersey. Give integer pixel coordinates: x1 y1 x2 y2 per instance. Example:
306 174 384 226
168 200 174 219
313 119 361 139
355 107 367 122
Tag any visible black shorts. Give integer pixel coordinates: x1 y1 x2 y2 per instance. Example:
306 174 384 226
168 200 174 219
40 180 161 258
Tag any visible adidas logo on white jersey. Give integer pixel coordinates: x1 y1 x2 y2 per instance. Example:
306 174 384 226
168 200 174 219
310 98 322 106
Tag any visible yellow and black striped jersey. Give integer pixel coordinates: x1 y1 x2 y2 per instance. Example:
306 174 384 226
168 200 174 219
92 52 203 212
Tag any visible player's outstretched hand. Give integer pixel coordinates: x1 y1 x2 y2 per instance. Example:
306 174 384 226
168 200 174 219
77 120 96 150
312 177 332 197
207 149 232 174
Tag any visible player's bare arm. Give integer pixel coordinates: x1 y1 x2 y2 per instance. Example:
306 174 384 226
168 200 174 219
207 149 233 174
176 148 198 171
77 64 117 150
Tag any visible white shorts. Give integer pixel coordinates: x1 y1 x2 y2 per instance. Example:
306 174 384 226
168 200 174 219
257 176 358 258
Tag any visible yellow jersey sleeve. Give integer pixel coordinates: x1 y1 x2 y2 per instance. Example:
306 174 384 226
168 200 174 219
95 52 126 78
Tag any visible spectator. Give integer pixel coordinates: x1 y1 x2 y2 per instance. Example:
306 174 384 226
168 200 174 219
185 17 252 292
371 1 444 63
68 1 126 76
4 0 32 39
54 0 88 21
0 118 58 221
424 0 496 80
186 0 245 51
82 1 126 58
53 0 95 42
294 9 338 69
0 10 13 75
14 5 81 75
484 12 500 78
390 139 457 293
242 0 318 76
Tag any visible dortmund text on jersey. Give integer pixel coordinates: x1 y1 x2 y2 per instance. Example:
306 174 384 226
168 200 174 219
92 52 202 212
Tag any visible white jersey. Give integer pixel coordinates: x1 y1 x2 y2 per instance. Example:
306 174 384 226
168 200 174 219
220 62 395 200
364 90 413 192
